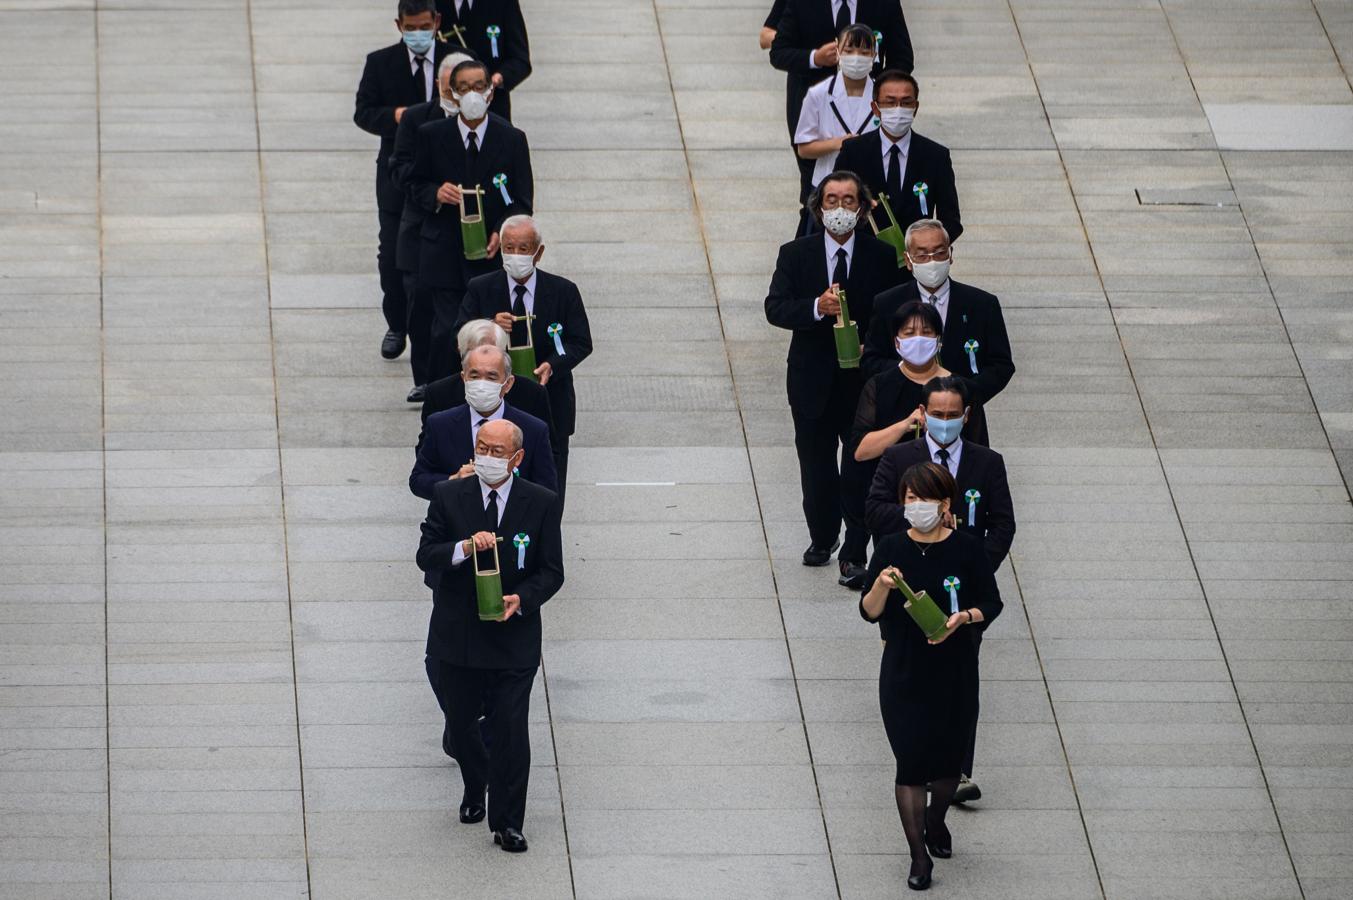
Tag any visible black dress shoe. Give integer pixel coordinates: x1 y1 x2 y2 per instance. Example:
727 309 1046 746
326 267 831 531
924 808 952 858
802 539 841 567
907 855 933 890
459 789 486 824
406 384 426 403
493 827 528 852
381 330 406 360
953 775 981 804
838 560 868 589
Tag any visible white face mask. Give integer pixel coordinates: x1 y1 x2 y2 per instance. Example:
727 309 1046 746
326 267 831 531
464 378 505 414
502 252 535 281
896 335 938 367
821 206 859 236
456 88 491 121
439 96 459 116
911 258 950 290
837 53 872 80
904 501 943 532
879 106 914 138
474 453 512 485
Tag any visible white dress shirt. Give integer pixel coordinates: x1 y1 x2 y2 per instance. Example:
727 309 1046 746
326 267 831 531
918 278 951 326
469 400 506 447
881 127 912 191
808 0 857 68
794 74 878 187
407 44 434 103
506 269 538 316
813 230 856 320
450 474 515 566
925 432 962 478
458 115 488 148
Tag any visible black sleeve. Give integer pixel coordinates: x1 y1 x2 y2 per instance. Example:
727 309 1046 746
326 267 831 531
861 301 894 376
851 375 880 450
548 282 592 375
966 537 1003 628
968 296 1014 403
511 130 535 216
765 0 787 29
494 0 532 92
866 448 909 536
769 1 813 75
410 421 452 500
981 454 1016 571
354 53 398 137
515 493 564 616
765 243 818 330
934 147 962 242
416 489 461 572
388 107 422 190
879 2 914 73
454 279 488 336
408 124 442 213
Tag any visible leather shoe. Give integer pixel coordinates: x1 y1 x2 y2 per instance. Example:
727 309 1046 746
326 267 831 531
406 384 426 403
459 789 486 824
924 815 952 859
381 330 406 360
493 827 528 852
838 560 868 589
907 855 933 891
953 775 981 804
802 538 841 567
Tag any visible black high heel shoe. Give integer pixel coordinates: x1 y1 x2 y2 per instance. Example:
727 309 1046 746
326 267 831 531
908 854 933 891
924 810 952 859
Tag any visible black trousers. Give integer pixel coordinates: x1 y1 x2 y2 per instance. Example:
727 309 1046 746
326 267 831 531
426 287 466 384
403 272 434 387
964 630 983 777
435 660 536 833
552 434 569 506
377 207 407 334
790 372 868 561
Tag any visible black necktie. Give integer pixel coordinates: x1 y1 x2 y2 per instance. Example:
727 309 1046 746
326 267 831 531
458 0 471 22
834 0 850 35
936 447 950 469
886 144 903 203
465 129 479 173
510 285 529 346
413 55 428 101
832 247 848 292
485 489 499 529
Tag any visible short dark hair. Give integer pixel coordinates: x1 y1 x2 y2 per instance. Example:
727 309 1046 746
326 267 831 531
900 461 955 505
808 169 874 219
397 0 437 19
451 59 489 83
874 69 918 100
921 375 970 408
838 23 876 52
890 300 943 337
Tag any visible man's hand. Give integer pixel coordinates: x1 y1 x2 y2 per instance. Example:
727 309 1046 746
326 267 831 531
492 72 504 88
816 284 841 318
470 531 497 552
942 510 956 529
450 461 475 480
813 41 838 67
499 593 520 620
436 182 463 206
485 231 500 258
759 26 777 50
394 106 407 123
534 361 552 385
493 311 515 332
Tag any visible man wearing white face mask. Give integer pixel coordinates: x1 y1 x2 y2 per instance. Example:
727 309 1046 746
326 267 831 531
455 215 592 502
410 344 556 501
862 219 1014 446
836 70 963 248
766 171 906 576
408 58 534 385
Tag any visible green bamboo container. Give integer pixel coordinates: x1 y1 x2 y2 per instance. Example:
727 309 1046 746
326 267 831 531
871 193 907 267
474 539 505 621
834 288 861 369
508 314 538 382
460 184 488 261
890 572 950 640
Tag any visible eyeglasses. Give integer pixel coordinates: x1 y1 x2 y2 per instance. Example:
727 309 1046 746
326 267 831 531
906 248 950 263
876 98 919 109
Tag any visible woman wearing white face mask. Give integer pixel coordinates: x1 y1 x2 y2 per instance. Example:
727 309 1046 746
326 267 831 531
793 25 880 203
859 461 1003 890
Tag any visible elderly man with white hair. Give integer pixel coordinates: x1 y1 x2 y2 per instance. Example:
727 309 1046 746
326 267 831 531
454 214 591 501
860 218 1014 447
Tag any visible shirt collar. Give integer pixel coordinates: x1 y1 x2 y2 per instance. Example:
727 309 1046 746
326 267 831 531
478 472 513 506
824 229 856 262
458 115 488 146
881 128 912 159
919 278 950 307
472 400 507 423
406 42 432 66
926 431 962 456
507 269 538 300
829 73 873 100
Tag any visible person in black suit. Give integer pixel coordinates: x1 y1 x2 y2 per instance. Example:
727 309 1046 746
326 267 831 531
420 319 556 451
435 0 531 120
408 58 534 383
355 0 451 363
410 345 557 500
391 52 474 402
417 418 563 853
862 219 1014 445
770 1 913 203
765 170 906 580
835 70 962 247
455 215 592 501
865 376 1015 806
760 0 787 49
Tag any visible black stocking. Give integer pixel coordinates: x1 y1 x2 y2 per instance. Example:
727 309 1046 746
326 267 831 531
926 776 960 847
894 784 929 861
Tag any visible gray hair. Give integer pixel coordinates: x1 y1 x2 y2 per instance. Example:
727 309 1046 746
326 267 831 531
460 342 513 378
456 319 509 359
504 420 524 452
437 52 473 82
904 218 950 250
499 214 541 246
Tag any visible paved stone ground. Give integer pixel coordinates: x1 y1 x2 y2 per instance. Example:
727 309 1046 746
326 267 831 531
3 0 1353 898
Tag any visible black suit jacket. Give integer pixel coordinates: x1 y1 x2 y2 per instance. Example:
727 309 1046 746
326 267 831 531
354 41 450 212
765 231 906 417
769 0 913 136
866 439 1016 569
408 114 534 288
835 129 962 241
417 475 563 669
435 0 531 119
419 372 556 452
455 270 593 437
390 98 449 273
409 402 557 500
861 279 1014 404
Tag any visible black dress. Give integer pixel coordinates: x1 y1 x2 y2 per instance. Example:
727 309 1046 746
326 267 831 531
860 529 1003 785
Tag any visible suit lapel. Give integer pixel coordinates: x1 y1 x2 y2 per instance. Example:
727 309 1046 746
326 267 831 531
810 236 830 293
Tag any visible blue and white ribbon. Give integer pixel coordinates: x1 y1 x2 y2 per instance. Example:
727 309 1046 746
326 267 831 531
913 182 929 216
493 173 512 205
547 322 565 355
942 576 961 614
964 489 980 526
513 532 530 569
963 339 979 374
487 25 501 58
873 30 883 61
